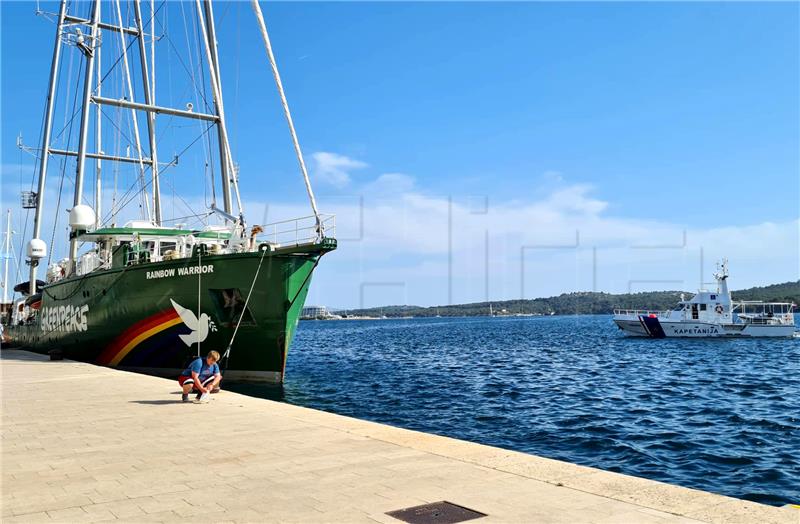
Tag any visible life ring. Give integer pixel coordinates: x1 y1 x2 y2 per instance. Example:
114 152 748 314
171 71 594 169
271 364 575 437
715 305 724 314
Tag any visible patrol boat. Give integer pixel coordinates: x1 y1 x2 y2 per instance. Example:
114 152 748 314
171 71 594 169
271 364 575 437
4 0 335 382
613 261 796 338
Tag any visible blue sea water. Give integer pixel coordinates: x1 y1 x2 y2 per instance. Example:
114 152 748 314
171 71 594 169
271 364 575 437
233 315 800 506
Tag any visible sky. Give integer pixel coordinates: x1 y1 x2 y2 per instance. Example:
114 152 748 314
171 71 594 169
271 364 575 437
1 1 799 309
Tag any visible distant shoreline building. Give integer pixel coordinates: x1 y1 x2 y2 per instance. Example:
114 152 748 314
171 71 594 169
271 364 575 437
301 305 341 320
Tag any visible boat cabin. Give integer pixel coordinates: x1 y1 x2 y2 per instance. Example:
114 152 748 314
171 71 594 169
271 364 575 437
45 221 250 283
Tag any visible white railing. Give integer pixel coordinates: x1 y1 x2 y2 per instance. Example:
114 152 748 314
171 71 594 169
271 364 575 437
731 302 794 315
256 214 335 248
613 309 670 318
736 313 794 325
737 316 784 325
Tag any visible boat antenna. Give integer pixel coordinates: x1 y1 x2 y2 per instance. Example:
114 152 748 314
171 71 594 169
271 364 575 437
713 258 729 281
250 0 321 235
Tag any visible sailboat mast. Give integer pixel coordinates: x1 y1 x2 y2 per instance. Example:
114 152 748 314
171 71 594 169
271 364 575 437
69 0 103 272
203 0 243 218
2 210 11 305
95 31 102 229
197 0 234 217
150 0 156 102
204 0 243 217
133 0 161 225
29 0 68 296
112 0 151 224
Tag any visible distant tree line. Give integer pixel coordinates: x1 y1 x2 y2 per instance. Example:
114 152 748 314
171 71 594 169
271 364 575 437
342 281 800 318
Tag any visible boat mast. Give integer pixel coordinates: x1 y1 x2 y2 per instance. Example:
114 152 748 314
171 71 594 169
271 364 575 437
150 0 156 104
69 0 103 273
196 0 234 218
204 0 243 217
2 210 11 305
112 0 151 224
29 0 68 296
29 0 228 274
133 0 161 225
95 30 102 229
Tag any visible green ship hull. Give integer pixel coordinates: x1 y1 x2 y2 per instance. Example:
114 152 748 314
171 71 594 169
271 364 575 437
6 240 335 383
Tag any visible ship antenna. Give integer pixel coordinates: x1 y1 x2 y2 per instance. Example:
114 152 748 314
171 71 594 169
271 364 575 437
251 0 322 237
713 258 729 281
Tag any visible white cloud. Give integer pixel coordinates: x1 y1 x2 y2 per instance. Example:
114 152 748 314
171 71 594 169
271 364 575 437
269 162 799 308
363 173 415 195
4 154 796 309
310 152 367 188
541 184 608 215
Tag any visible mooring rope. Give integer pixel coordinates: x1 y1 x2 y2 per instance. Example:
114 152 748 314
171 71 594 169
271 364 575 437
196 246 202 357
221 245 268 369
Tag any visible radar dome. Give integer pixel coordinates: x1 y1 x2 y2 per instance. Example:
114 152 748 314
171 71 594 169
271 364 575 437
69 205 96 230
27 238 47 259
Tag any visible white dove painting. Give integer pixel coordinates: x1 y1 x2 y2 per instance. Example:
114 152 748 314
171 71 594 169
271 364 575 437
170 299 213 347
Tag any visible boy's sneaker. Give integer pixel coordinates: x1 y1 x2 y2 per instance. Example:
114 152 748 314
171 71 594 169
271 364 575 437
194 392 210 404
181 394 190 403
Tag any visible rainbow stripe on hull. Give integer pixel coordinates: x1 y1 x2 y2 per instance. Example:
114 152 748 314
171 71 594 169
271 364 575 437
97 308 185 367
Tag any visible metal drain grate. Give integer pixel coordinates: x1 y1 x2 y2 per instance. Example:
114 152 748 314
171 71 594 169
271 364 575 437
386 501 487 524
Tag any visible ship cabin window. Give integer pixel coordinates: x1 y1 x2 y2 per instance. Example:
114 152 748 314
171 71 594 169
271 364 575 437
112 242 129 268
209 288 256 327
700 304 707 311
160 242 177 256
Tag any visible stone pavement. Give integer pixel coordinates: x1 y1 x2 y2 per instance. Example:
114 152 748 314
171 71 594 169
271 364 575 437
1 350 797 523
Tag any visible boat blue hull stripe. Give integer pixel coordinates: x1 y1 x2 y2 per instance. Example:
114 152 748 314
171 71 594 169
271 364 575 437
639 315 667 338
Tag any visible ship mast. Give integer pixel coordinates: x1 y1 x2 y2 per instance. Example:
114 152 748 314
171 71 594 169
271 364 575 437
28 0 68 296
112 0 151 224
195 0 236 218
26 0 243 288
94 29 102 230
133 0 161 225
68 0 103 271
30 1 241 283
2 210 11 306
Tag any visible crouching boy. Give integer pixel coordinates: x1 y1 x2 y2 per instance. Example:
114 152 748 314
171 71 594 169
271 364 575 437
179 350 222 403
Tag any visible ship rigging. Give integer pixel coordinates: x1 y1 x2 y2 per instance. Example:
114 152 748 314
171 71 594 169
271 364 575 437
5 0 336 383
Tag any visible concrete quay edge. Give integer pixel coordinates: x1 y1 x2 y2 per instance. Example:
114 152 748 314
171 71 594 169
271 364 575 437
2 349 797 524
